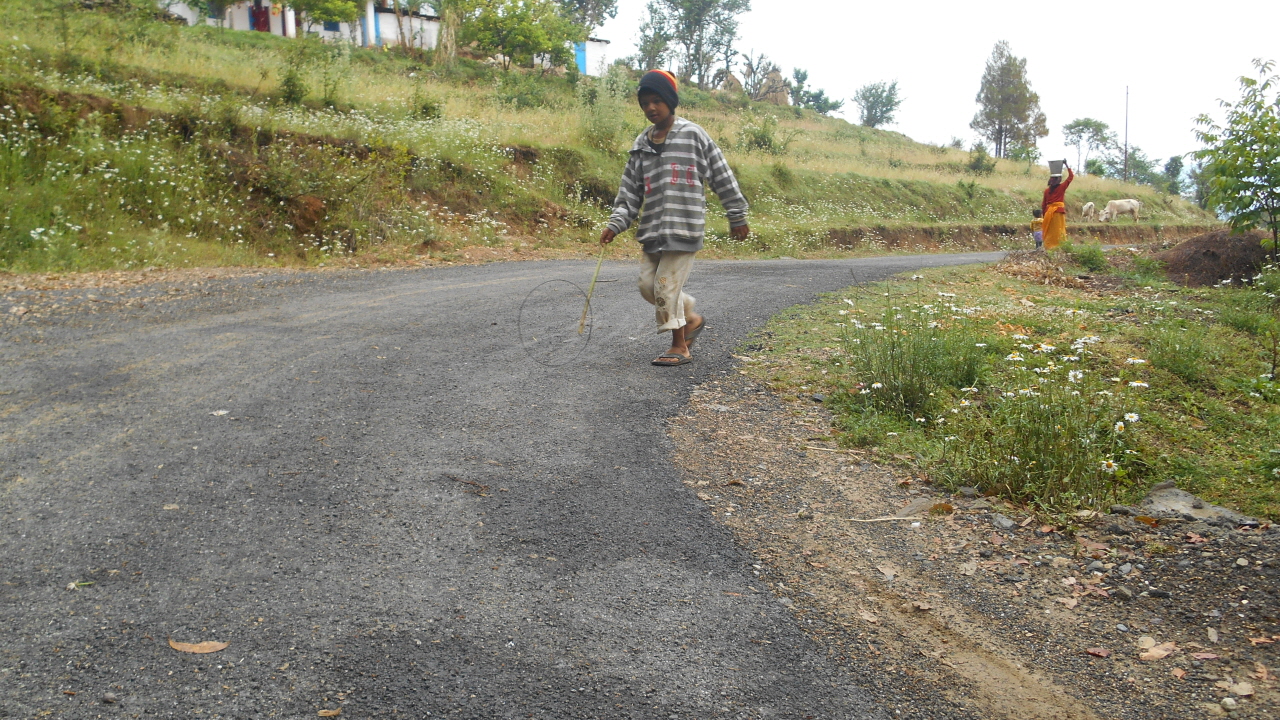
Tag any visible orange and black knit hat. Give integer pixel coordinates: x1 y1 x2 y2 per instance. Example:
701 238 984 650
638 70 679 110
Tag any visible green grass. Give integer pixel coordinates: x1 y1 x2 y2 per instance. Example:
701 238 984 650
0 3 1218 272
742 252 1280 521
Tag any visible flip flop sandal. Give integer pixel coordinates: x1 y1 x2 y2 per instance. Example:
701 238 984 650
652 353 693 366
685 318 707 347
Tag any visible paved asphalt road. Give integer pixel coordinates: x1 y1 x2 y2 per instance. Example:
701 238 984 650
1 253 1001 719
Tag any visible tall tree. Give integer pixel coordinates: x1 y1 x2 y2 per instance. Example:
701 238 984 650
1195 59 1280 260
289 0 359 33
970 41 1047 158
1061 118 1114 172
852 80 902 128
430 0 473 66
644 0 750 89
1099 145 1162 186
788 69 843 115
461 0 583 71
556 0 616 29
1163 156 1185 195
739 50 781 101
634 1 670 70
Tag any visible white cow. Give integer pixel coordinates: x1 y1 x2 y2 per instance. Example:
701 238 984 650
1081 201 1096 220
1100 199 1141 222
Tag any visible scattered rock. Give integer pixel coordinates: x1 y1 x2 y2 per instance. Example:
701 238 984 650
968 500 993 511
102 692 118 704
895 497 939 518
957 486 979 499
991 514 1016 530
811 394 826 403
1235 558 1249 567
1139 484 1260 528
1148 589 1173 599
1220 697 1239 711
1115 586 1136 601
1116 624 1130 633
1118 563 1133 576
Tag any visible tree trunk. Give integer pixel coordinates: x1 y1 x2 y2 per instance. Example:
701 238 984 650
438 4 457 66
393 1 406 51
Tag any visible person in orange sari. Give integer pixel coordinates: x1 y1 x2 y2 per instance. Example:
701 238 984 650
1041 164 1073 250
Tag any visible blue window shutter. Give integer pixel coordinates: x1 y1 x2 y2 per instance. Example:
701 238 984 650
574 42 587 74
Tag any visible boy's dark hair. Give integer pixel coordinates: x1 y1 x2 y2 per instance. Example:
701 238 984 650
1032 208 1043 218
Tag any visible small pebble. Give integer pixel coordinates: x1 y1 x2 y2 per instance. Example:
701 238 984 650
1116 624 1129 632
1221 697 1238 711
102 692 118 704
1235 558 1249 567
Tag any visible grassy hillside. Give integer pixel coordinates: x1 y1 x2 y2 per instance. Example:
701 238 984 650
0 4 1216 272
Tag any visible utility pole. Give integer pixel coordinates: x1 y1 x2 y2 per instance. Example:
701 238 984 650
1123 86 1130 182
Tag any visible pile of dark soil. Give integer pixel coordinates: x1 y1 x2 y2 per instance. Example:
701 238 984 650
1157 231 1269 287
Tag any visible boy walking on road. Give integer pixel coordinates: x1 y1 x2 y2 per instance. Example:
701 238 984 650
600 70 750 366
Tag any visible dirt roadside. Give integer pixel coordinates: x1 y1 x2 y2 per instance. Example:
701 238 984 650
669 375 1279 720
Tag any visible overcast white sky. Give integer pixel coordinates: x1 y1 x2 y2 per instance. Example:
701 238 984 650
597 0 1280 169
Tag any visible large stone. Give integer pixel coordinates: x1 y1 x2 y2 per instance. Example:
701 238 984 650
1138 482 1260 527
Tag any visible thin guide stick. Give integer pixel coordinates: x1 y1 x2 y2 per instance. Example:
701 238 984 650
578 245 607 334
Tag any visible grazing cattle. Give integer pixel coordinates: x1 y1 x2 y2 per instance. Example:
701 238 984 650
1081 201 1096 220
1100 199 1141 222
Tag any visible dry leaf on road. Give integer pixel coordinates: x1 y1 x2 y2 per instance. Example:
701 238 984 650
958 562 976 576
1249 636 1276 646
1139 642 1178 661
1229 682 1254 696
318 710 342 717
162 504 180 511
1253 662 1273 682
1055 597 1078 609
168 638 228 654
1086 647 1111 658
1172 668 1186 680
877 565 898 582
1192 653 1219 661
908 601 932 612
859 610 879 624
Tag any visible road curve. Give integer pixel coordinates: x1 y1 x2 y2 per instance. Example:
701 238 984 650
1 252 1002 719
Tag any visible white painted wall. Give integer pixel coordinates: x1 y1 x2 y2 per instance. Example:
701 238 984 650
166 2 599 67
584 39 610 77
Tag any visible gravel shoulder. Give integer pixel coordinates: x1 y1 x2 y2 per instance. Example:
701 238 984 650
669 375 1280 720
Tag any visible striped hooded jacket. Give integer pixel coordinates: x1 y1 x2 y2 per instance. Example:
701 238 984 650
606 118 749 253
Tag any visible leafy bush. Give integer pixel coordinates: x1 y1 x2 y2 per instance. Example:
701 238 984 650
967 145 996 174
738 114 798 156
576 65 634 153
1063 242 1108 272
495 72 565 109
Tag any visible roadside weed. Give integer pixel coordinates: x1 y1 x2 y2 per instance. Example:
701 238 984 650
744 259 1280 519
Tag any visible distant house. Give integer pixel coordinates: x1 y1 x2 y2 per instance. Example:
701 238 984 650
167 1 610 75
